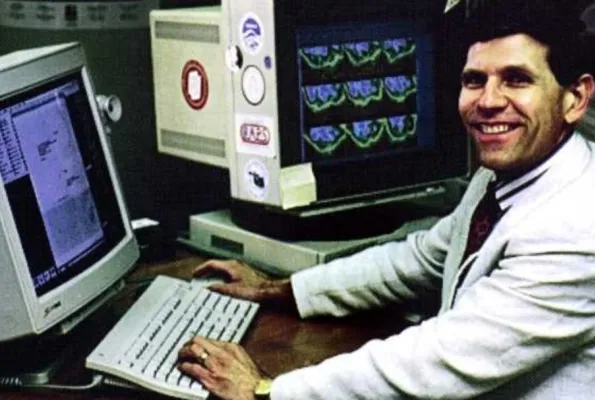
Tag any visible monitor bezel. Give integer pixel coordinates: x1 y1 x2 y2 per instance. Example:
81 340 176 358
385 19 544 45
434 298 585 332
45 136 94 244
272 0 470 203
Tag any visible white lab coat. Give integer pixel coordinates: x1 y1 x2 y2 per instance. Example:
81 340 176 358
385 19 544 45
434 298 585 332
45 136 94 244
272 133 595 399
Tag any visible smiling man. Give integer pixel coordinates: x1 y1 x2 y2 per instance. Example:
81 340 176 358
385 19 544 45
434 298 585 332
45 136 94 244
459 33 590 172
177 1 595 399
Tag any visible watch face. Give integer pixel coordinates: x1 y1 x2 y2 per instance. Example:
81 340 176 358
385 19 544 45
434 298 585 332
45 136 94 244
255 378 273 397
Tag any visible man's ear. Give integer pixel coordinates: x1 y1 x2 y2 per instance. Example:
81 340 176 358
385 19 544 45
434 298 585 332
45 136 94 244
563 73 595 124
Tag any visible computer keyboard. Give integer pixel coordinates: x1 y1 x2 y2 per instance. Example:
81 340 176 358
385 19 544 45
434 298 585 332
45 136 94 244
86 275 259 400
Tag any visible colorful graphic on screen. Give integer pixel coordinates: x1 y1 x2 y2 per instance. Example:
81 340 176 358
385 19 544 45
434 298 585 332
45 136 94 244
299 37 420 162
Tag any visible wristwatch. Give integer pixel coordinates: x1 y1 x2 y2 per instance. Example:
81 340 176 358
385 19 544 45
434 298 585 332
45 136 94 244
254 378 273 399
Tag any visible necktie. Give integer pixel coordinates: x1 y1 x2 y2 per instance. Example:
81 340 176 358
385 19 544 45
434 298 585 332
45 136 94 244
462 182 501 261
453 182 502 302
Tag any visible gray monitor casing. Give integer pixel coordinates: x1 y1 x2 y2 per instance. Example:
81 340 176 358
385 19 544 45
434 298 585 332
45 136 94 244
0 43 139 341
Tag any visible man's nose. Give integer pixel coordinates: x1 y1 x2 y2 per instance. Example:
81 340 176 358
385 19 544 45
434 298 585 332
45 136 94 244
478 79 507 110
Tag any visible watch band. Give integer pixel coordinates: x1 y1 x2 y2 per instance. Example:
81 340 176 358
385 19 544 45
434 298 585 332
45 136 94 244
254 378 273 399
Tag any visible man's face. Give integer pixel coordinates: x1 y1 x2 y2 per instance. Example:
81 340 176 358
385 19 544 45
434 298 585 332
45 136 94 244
458 34 569 172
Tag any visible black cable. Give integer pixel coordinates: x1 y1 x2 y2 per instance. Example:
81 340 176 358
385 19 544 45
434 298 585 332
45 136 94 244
0 374 104 391
23 374 104 391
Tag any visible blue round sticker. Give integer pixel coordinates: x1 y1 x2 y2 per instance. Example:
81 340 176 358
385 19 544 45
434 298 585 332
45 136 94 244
240 13 264 55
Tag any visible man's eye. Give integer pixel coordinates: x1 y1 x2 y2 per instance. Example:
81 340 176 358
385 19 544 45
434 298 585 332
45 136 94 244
504 72 533 87
461 73 486 88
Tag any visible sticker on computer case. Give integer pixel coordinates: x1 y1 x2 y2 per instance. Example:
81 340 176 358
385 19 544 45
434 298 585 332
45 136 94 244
181 60 209 110
241 66 266 105
243 159 269 201
236 114 276 158
239 12 264 55
225 45 243 73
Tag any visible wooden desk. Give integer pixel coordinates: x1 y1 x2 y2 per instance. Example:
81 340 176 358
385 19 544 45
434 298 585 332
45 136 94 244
1 248 411 399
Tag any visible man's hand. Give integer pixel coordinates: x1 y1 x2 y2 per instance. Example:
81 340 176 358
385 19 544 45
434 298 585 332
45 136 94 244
194 259 297 312
178 336 263 400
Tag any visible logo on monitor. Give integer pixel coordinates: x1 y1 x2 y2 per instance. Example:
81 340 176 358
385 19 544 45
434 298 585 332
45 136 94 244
240 12 264 55
244 158 269 201
240 123 270 145
44 301 62 318
181 60 209 110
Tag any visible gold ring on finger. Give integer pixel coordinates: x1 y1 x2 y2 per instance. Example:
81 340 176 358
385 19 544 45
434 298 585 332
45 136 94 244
199 350 209 366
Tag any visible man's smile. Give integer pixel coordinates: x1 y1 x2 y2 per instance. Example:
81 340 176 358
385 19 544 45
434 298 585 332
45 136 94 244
470 122 523 135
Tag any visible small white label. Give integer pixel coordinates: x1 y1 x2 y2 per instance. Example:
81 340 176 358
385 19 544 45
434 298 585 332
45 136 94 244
243 159 269 201
131 218 159 230
239 12 264 55
236 114 276 158
188 71 203 101
241 65 265 105
181 60 209 110
280 163 317 209
225 45 243 73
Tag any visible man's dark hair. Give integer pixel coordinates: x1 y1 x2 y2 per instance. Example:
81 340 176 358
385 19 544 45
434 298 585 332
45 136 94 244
462 0 594 86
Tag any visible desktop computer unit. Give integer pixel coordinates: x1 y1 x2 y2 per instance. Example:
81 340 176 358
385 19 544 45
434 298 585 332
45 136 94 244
151 6 229 169
0 42 139 383
150 1 470 275
0 41 261 400
184 208 443 276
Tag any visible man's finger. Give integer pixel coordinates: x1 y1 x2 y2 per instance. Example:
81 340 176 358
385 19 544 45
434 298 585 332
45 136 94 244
178 342 208 363
198 337 227 356
208 283 234 294
193 260 231 278
178 361 210 382
177 346 194 361
208 283 259 301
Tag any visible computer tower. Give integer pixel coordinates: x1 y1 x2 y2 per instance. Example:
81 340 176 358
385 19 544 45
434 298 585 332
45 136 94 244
150 7 229 169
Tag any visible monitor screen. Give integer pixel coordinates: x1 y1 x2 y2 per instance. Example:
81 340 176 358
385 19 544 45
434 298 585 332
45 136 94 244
297 22 435 165
0 71 126 298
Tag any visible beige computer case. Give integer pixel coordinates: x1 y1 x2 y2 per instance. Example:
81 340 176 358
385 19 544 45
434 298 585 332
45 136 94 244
150 7 229 169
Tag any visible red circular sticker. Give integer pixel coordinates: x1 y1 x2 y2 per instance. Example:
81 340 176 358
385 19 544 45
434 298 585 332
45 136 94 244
181 60 209 110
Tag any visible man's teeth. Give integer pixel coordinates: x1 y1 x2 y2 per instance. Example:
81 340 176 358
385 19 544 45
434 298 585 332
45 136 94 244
481 124 514 134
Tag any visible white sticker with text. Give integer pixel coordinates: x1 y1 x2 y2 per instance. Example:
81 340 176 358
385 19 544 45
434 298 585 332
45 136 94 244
235 114 276 158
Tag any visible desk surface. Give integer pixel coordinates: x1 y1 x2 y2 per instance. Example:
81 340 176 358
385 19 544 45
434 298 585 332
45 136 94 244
1 248 410 399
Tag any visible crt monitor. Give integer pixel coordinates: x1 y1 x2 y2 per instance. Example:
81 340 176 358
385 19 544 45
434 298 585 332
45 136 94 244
0 43 139 379
223 0 470 238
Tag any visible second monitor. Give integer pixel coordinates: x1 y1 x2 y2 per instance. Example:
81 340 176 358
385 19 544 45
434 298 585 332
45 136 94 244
0 42 139 382
150 1 470 273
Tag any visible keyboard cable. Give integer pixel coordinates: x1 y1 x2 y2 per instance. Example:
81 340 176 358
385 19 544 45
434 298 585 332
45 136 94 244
0 373 104 391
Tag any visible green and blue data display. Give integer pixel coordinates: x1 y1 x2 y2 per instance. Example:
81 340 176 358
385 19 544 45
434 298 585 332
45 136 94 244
297 27 435 163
